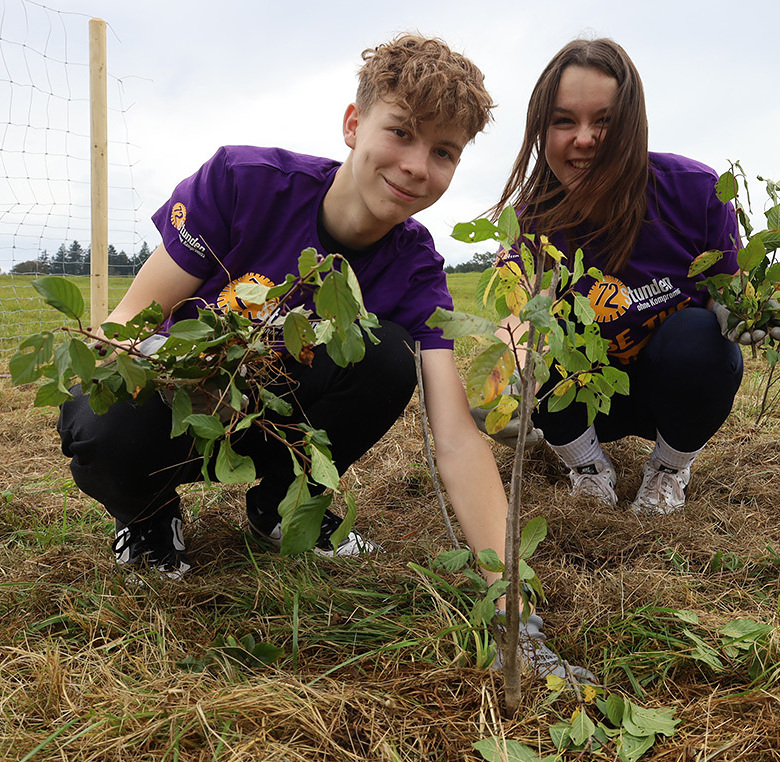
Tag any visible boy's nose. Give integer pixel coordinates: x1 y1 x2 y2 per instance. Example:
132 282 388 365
400 146 429 179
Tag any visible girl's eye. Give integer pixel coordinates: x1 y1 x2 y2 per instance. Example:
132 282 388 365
552 117 573 126
596 116 611 126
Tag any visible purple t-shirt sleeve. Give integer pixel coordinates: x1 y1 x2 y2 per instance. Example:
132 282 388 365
151 147 235 278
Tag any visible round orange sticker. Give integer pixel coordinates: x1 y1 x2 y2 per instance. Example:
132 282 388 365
170 202 186 230
587 275 631 323
216 273 278 322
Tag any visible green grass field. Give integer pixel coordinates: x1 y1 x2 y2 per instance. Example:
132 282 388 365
2 270 780 759
0 274 132 357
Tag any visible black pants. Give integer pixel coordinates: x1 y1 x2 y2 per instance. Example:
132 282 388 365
58 321 417 527
532 308 744 451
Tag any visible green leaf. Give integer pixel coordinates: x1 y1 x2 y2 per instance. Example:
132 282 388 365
546 382 576 413
688 249 724 277
325 323 365 367
477 548 504 573
67 339 95 384
452 218 500 244
616 732 656 762
315 271 360 333
518 516 547 560
283 311 316 361
115 354 148 396
88 380 117 414
622 700 680 737
521 294 555 331
9 349 45 385
214 438 256 484
472 738 542 762
32 276 85 320
497 206 521 244
168 319 214 341
601 366 630 396
184 413 226 439
466 342 515 407
673 609 699 624
426 307 501 340
598 694 625 727
737 236 766 272
279 492 332 556
34 380 71 407
572 292 596 324
309 444 340 491
715 170 737 203
433 548 473 572
297 247 321 278
170 388 193 437
569 709 596 746
329 490 357 551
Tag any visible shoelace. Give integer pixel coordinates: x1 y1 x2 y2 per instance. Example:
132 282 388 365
572 471 612 498
642 469 685 504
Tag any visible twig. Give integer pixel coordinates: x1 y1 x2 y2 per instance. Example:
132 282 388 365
414 341 462 549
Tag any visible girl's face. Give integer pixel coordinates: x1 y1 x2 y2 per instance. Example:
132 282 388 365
544 66 618 191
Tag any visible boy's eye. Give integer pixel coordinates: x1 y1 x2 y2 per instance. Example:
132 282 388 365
391 128 409 139
434 147 453 160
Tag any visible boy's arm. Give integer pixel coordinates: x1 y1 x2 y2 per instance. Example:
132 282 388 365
105 243 204 326
421 348 508 585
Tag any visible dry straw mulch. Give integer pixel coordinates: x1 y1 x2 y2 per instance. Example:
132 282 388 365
1 362 779 760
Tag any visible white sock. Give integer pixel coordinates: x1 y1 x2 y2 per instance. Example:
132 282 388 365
549 425 606 469
652 431 702 471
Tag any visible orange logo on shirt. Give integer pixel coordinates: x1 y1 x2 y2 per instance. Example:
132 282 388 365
587 275 631 323
216 273 279 322
171 203 186 230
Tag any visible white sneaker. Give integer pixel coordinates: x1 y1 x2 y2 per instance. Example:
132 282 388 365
568 459 617 506
631 457 689 514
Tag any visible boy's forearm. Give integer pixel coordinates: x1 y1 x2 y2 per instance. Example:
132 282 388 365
436 433 508 585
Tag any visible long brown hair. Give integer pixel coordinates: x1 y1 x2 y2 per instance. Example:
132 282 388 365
494 39 648 272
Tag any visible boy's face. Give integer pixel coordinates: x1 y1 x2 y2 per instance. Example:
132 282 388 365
340 98 469 237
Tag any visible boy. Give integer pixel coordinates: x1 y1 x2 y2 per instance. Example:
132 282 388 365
58 34 592 681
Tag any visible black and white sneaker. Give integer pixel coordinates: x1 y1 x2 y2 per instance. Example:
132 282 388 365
247 507 379 558
112 515 191 580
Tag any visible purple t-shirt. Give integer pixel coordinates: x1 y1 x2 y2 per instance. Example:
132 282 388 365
151 146 454 350
512 152 739 364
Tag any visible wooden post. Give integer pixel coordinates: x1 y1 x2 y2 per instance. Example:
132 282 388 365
89 18 108 327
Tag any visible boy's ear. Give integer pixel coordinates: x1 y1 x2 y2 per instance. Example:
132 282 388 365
343 103 359 149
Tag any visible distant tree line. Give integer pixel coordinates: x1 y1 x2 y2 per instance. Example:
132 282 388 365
10 241 153 276
444 250 496 274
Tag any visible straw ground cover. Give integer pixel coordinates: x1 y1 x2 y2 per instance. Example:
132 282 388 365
1 272 780 760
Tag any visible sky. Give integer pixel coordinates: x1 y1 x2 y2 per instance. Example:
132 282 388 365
1 0 779 273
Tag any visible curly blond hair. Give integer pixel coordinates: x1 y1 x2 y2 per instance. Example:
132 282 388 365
356 34 494 141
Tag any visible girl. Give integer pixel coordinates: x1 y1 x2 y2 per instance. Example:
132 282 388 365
495 38 747 513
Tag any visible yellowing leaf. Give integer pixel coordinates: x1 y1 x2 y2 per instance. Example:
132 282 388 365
506 285 530 316
583 685 598 703
553 378 574 397
546 674 566 692
466 343 515 407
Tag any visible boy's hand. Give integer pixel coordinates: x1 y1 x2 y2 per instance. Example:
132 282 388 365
712 300 780 344
470 405 544 449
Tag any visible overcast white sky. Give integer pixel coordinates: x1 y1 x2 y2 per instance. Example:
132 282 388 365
1 0 779 273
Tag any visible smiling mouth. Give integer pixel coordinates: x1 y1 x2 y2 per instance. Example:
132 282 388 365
384 178 420 201
568 160 591 170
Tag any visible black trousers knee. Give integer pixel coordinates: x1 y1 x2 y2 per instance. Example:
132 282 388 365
58 321 417 527
532 307 744 451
